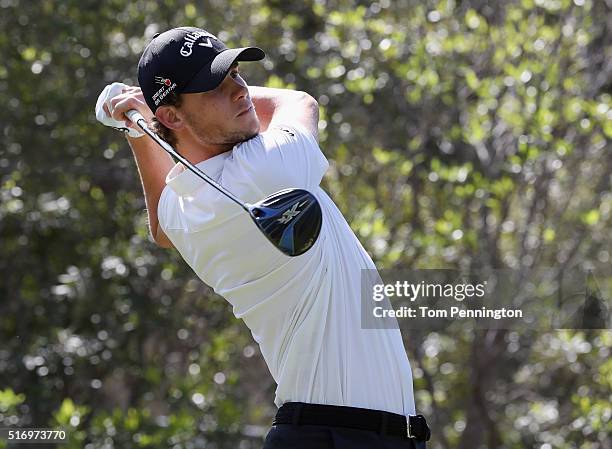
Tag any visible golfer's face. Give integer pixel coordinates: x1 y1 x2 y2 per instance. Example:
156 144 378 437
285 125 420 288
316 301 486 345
181 64 260 145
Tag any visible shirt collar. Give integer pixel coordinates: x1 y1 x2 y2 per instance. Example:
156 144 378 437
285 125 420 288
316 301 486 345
166 151 231 197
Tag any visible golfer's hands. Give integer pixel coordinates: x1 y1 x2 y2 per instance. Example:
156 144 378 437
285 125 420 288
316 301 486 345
95 82 153 138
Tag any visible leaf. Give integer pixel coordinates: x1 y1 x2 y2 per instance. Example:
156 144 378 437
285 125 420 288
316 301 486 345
581 209 600 226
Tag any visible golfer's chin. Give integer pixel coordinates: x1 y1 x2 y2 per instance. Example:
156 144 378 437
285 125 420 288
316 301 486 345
226 116 260 145
239 111 261 138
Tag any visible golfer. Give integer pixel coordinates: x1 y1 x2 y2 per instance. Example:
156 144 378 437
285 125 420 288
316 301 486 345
95 26 430 449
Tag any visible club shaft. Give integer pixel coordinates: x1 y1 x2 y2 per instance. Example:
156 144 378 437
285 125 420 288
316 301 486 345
126 110 249 211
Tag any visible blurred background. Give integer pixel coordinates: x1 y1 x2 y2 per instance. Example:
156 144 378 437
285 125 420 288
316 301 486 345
0 0 610 448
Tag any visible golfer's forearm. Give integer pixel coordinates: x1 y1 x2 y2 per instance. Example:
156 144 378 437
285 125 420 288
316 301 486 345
248 86 317 133
126 134 175 246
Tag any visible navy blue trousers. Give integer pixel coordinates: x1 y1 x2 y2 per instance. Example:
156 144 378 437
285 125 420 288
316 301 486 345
263 424 427 449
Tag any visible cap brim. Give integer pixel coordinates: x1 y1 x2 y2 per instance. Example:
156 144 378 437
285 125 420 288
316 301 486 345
183 47 265 94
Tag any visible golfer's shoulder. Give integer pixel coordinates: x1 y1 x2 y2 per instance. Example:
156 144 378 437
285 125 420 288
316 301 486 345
237 122 320 157
269 122 319 147
229 122 328 191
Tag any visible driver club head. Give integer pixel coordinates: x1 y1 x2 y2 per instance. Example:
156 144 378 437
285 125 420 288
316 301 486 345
247 189 323 257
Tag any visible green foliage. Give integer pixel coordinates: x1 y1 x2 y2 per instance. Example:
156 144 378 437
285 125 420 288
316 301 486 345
0 389 25 411
0 389 25 449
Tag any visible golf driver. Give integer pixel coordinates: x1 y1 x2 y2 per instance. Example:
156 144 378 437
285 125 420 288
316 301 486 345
125 110 322 257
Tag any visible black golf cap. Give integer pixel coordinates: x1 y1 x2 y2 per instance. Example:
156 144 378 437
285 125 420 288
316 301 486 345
138 27 265 113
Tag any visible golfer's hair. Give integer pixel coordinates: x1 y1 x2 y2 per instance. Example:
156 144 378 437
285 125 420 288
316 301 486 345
150 91 183 147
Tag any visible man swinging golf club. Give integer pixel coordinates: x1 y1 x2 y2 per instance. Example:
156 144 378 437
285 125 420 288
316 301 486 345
95 26 430 449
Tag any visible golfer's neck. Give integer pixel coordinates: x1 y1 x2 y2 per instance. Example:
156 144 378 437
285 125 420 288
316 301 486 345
177 138 234 166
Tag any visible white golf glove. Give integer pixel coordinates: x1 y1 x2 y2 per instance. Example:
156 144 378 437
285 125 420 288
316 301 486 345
95 82 145 138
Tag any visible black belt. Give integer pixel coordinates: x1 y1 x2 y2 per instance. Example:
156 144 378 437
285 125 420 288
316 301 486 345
273 402 431 441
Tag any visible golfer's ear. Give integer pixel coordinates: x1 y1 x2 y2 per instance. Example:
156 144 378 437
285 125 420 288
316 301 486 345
155 105 183 130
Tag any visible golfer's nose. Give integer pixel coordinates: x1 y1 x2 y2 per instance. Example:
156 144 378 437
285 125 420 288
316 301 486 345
230 74 249 99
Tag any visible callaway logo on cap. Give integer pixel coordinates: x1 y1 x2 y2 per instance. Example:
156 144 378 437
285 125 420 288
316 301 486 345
138 26 265 113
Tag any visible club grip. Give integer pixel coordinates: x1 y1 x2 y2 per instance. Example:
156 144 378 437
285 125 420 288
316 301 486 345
125 109 145 124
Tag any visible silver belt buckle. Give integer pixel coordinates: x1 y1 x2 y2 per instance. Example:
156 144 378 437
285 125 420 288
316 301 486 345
406 415 415 438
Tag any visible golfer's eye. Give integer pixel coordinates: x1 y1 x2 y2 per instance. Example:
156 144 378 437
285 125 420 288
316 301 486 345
230 65 244 80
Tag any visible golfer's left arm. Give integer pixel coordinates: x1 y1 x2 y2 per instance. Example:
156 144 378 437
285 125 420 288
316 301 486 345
249 86 319 141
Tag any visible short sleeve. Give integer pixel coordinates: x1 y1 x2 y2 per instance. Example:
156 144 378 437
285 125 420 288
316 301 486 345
157 184 180 233
228 123 329 195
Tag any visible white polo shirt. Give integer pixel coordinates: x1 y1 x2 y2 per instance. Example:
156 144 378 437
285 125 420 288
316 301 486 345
158 123 416 416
